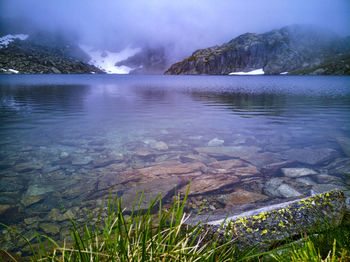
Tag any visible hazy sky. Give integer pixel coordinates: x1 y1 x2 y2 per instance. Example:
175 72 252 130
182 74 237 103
1 0 350 58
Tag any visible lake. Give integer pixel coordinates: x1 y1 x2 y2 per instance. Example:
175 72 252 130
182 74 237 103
0 74 349 252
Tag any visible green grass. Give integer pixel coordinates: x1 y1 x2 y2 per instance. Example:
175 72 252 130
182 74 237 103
1 185 350 261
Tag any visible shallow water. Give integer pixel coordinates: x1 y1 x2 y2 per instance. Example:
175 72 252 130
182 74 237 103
0 75 350 252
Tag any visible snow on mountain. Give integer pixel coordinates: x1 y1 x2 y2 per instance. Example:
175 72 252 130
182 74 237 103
0 34 28 48
229 68 265 75
80 45 141 74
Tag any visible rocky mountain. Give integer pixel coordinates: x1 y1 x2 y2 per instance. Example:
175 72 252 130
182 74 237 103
115 46 169 74
0 32 104 74
165 25 350 75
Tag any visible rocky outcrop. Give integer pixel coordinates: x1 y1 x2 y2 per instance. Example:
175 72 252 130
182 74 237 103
0 33 104 74
165 25 350 75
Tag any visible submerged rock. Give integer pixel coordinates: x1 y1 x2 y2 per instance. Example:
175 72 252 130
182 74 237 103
218 189 268 207
180 174 240 196
208 159 245 169
263 178 284 197
121 177 184 211
281 168 318 178
150 141 168 151
21 195 43 207
282 148 338 165
208 138 224 147
40 223 60 235
335 136 350 157
261 160 296 175
135 161 206 180
0 205 12 215
277 183 303 198
321 157 350 176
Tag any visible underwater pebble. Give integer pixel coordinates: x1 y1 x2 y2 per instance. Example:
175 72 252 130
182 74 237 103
150 141 168 151
208 138 224 147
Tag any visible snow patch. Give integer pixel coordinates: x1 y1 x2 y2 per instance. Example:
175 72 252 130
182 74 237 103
0 34 28 48
229 68 264 75
80 45 141 74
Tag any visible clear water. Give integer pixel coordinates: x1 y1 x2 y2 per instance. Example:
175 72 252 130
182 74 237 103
0 75 350 252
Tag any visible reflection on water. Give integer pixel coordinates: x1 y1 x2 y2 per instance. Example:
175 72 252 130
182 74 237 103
0 75 349 253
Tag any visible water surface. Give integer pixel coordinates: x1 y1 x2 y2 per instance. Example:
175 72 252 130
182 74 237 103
0 75 349 252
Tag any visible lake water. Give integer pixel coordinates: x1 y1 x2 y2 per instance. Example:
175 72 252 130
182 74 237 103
0 75 350 253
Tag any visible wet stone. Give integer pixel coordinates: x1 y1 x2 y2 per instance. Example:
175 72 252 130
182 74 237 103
24 216 41 225
281 168 318 178
59 152 69 159
321 158 350 175
0 205 12 215
312 184 346 195
261 160 296 175
282 148 338 165
208 138 224 147
135 161 206 180
277 183 303 198
316 174 342 184
21 195 42 207
208 159 245 169
263 178 285 197
335 136 350 157
121 177 183 211
218 189 268 207
295 177 317 186
194 146 261 160
14 162 43 173
40 223 60 235
0 159 15 169
72 156 92 166
25 184 54 196
150 141 168 151
0 180 23 192
92 156 116 168
180 174 240 196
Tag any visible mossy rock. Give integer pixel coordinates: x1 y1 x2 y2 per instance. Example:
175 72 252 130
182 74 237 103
202 190 346 250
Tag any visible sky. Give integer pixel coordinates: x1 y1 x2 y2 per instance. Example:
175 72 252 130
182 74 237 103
1 0 350 60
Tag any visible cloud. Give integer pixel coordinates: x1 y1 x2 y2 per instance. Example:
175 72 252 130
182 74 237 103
1 0 349 60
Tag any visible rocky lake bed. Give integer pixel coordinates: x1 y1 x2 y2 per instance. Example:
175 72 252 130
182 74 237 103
0 75 349 255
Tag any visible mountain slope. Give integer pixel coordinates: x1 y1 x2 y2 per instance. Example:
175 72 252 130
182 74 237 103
165 25 350 75
0 33 104 74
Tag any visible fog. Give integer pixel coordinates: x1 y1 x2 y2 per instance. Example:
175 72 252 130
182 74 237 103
1 0 349 60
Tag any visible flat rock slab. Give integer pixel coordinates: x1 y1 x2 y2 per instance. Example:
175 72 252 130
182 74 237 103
121 177 184 211
203 190 345 250
281 168 317 178
135 161 206 180
179 174 240 196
